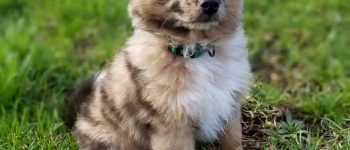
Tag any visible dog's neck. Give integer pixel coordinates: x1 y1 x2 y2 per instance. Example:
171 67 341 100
133 28 219 58
134 27 219 43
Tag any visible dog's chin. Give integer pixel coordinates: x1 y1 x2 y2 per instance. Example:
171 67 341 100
175 21 219 30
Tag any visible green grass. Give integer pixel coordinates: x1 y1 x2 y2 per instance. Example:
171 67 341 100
0 0 349 149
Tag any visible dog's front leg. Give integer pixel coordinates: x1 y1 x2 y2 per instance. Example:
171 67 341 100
150 126 195 150
218 110 243 150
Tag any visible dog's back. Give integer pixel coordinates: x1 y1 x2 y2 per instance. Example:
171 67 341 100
65 77 95 128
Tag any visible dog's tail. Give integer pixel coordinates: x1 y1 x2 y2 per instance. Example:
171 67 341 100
64 77 95 129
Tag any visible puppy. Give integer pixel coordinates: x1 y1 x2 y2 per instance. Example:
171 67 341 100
67 0 251 149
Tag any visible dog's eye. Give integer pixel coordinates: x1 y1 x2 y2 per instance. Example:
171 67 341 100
156 0 168 5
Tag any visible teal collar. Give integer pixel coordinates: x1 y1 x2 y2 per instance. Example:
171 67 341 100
168 43 215 58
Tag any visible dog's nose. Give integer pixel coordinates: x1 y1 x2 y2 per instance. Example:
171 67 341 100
201 0 220 15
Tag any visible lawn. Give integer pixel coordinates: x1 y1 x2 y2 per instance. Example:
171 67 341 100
0 0 349 149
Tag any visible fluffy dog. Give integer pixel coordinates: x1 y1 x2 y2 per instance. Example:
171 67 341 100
67 0 251 149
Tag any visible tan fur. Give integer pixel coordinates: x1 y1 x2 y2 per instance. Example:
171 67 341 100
219 102 243 150
70 0 247 149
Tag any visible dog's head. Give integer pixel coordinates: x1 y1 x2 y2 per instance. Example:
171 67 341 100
129 0 242 41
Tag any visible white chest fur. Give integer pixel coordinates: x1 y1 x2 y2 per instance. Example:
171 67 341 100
179 28 251 141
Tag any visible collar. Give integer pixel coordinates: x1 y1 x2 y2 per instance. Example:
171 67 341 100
168 43 215 58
